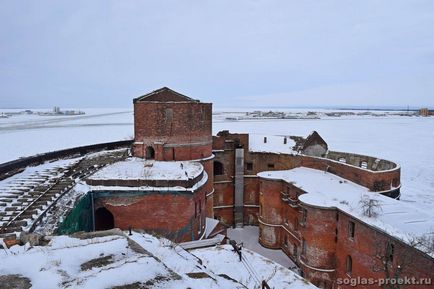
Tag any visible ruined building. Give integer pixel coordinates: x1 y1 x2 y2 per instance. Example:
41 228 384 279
56 87 432 288
83 87 213 241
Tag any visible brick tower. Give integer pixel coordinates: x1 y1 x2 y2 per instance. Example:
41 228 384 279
132 87 214 217
132 87 212 161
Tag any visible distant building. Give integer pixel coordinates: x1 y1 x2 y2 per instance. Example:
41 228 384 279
419 108 434 117
39 107 84 116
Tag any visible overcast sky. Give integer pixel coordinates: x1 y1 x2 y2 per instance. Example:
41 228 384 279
1 0 433 108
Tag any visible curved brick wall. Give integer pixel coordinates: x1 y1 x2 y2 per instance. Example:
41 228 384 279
258 178 283 249
298 204 337 287
300 155 400 193
326 151 397 171
243 151 400 195
94 184 208 243
200 157 214 218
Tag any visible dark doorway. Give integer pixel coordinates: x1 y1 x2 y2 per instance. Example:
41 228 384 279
94 207 114 231
145 146 155 159
214 161 224 175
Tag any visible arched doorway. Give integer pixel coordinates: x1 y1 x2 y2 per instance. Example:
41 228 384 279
94 207 114 231
145 146 155 159
214 161 224 176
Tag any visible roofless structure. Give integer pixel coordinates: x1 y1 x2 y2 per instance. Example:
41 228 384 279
1 87 432 289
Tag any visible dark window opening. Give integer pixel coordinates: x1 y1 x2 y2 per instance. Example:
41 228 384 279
246 162 253 171
346 255 352 276
267 163 275 169
302 238 307 256
214 161 224 175
300 208 307 226
387 242 395 262
348 221 355 239
234 138 242 148
95 207 114 231
145 146 155 159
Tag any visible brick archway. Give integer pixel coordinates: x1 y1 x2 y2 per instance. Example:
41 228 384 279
95 207 114 231
145 146 155 159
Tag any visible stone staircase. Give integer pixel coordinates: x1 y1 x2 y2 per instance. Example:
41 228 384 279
0 149 128 243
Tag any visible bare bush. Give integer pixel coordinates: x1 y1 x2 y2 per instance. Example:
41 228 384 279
359 195 382 218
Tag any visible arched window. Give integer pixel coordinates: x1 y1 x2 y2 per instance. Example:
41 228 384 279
346 255 352 276
214 161 224 176
387 242 395 262
145 146 155 159
94 207 114 231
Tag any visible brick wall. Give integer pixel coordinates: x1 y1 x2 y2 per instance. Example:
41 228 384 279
95 186 207 243
301 155 400 192
298 205 337 288
258 178 283 249
133 102 212 161
335 213 434 289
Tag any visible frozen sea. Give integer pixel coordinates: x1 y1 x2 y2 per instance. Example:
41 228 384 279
1 108 434 215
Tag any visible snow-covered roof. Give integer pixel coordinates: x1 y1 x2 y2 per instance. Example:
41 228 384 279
87 170 208 192
131 232 317 289
249 134 298 154
89 158 203 181
258 167 434 256
258 167 369 196
0 231 317 289
133 87 199 103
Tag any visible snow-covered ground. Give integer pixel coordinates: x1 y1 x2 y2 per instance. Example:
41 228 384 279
0 108 133 163
0 230 317 289
228 226 297 269
132 231 315 289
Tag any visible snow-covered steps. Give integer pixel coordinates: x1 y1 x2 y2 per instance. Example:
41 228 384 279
0 149 129 239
